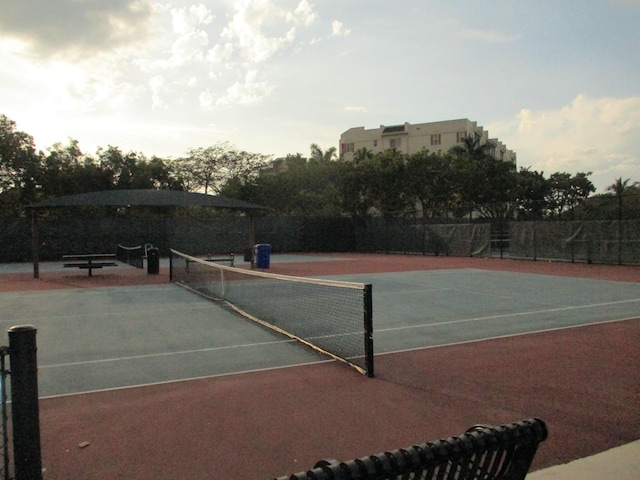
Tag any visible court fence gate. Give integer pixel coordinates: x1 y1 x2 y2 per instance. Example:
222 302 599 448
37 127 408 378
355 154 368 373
0 326 43 480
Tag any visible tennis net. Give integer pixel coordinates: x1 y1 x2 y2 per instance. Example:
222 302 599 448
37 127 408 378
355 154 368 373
170 249 374 377
117 244 144 269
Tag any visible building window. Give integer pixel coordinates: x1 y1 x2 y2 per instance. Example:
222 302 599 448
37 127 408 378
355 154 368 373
430 134 441 146
373 140 378 148
341 143 354 154
390 138 401 149
456 131 467 143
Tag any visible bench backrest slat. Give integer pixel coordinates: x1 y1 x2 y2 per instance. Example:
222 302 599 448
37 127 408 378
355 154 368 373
274 418 547 480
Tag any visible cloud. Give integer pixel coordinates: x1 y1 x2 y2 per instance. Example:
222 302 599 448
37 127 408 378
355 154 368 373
491 94 640 191
171 4 214 35
197 0 322 106
458 26 521 43
344 106 367 113
331 20 351 37
164 5 215 66
609 0 640 6
149 75 169 109
0 1 331 111
0 0 155 59
214 0 299 64
286 0 317 26
215 70 274 106
440 17 520 44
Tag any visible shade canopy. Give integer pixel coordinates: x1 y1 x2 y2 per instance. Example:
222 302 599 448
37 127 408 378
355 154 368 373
27 189 267 278
28 189 268 211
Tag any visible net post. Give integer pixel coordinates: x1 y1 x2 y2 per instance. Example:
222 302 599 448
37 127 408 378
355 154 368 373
8 325 43 480
364 284 374 378
169 249 174 282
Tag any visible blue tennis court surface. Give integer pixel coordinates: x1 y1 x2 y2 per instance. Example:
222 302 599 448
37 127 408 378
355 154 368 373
326 269 640 353
1 266 639 398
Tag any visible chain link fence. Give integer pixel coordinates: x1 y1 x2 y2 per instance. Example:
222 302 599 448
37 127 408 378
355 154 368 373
1 195 639 265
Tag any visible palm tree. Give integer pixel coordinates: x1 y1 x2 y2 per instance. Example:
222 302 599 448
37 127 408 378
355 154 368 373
353 147 373 163
606 177 638 264
606 177 637 221
309 144 337 164
450 134 490 159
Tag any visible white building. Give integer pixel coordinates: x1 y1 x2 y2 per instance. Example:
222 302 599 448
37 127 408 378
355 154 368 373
339 119 516 164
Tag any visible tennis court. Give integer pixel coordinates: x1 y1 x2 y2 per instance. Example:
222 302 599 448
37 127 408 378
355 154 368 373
0 253 639 479
2 256 638 397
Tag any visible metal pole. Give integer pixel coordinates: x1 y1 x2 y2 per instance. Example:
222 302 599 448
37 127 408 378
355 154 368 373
169 249 174 282
8 325 43 480
0 346 10 480
363 284 374 378
31 211 40 279
249 215 256 269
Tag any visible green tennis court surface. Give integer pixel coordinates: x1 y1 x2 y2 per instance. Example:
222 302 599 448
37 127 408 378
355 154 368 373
1 263 639 397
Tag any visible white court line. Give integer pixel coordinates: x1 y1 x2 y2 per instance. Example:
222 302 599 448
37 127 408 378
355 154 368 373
378 316 640 356
40 338 295 369
39 316 640 400
39 358 332 400
0 284 173 298
6 302 220 324
376 297 640 333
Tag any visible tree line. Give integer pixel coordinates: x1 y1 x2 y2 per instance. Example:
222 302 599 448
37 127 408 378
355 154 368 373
1 113 638 220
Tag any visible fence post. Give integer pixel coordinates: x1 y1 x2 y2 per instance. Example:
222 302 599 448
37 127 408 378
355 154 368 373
1 346 10 480
8 325 43 480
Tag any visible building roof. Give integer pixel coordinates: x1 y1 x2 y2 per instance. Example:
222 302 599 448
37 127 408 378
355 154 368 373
27 189 268 211
382 125 405 134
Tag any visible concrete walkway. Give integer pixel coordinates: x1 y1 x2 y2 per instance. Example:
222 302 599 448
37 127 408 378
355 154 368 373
529 440 640 479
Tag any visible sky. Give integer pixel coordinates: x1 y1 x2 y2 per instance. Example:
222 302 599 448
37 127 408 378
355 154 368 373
1 0 639 192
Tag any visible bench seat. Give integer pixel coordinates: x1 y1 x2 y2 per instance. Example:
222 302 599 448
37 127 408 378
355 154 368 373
185 253 235 268
275 418 547 480
63 262 118 268
62 254 118 276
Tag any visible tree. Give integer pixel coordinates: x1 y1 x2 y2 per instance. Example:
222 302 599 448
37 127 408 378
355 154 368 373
177 142 268 194
365 150 412 217
606 177 639 221
131 156 181 190
0 114 42 208
605 177 640 264
177 143 234 194
451 147 518 220
353 147 373 164
309 143 337 164
220 151 344 216
97 146 137 189
608 177 625 223
546 172 595 218
40 139 111 197
405 150 455 218
450 134 490 159
514 168 550 219
338 160 373 220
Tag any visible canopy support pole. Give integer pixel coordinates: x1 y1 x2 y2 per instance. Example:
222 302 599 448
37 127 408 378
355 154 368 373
248 214 256 269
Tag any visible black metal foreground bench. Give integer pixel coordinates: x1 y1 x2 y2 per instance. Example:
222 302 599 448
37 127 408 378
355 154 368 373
275 418 547 480
62 254 118 276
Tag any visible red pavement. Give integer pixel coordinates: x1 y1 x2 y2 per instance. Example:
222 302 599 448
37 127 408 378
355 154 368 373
4 254 639 479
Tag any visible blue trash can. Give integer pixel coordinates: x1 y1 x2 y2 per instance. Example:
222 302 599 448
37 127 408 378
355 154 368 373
255 244 271 268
